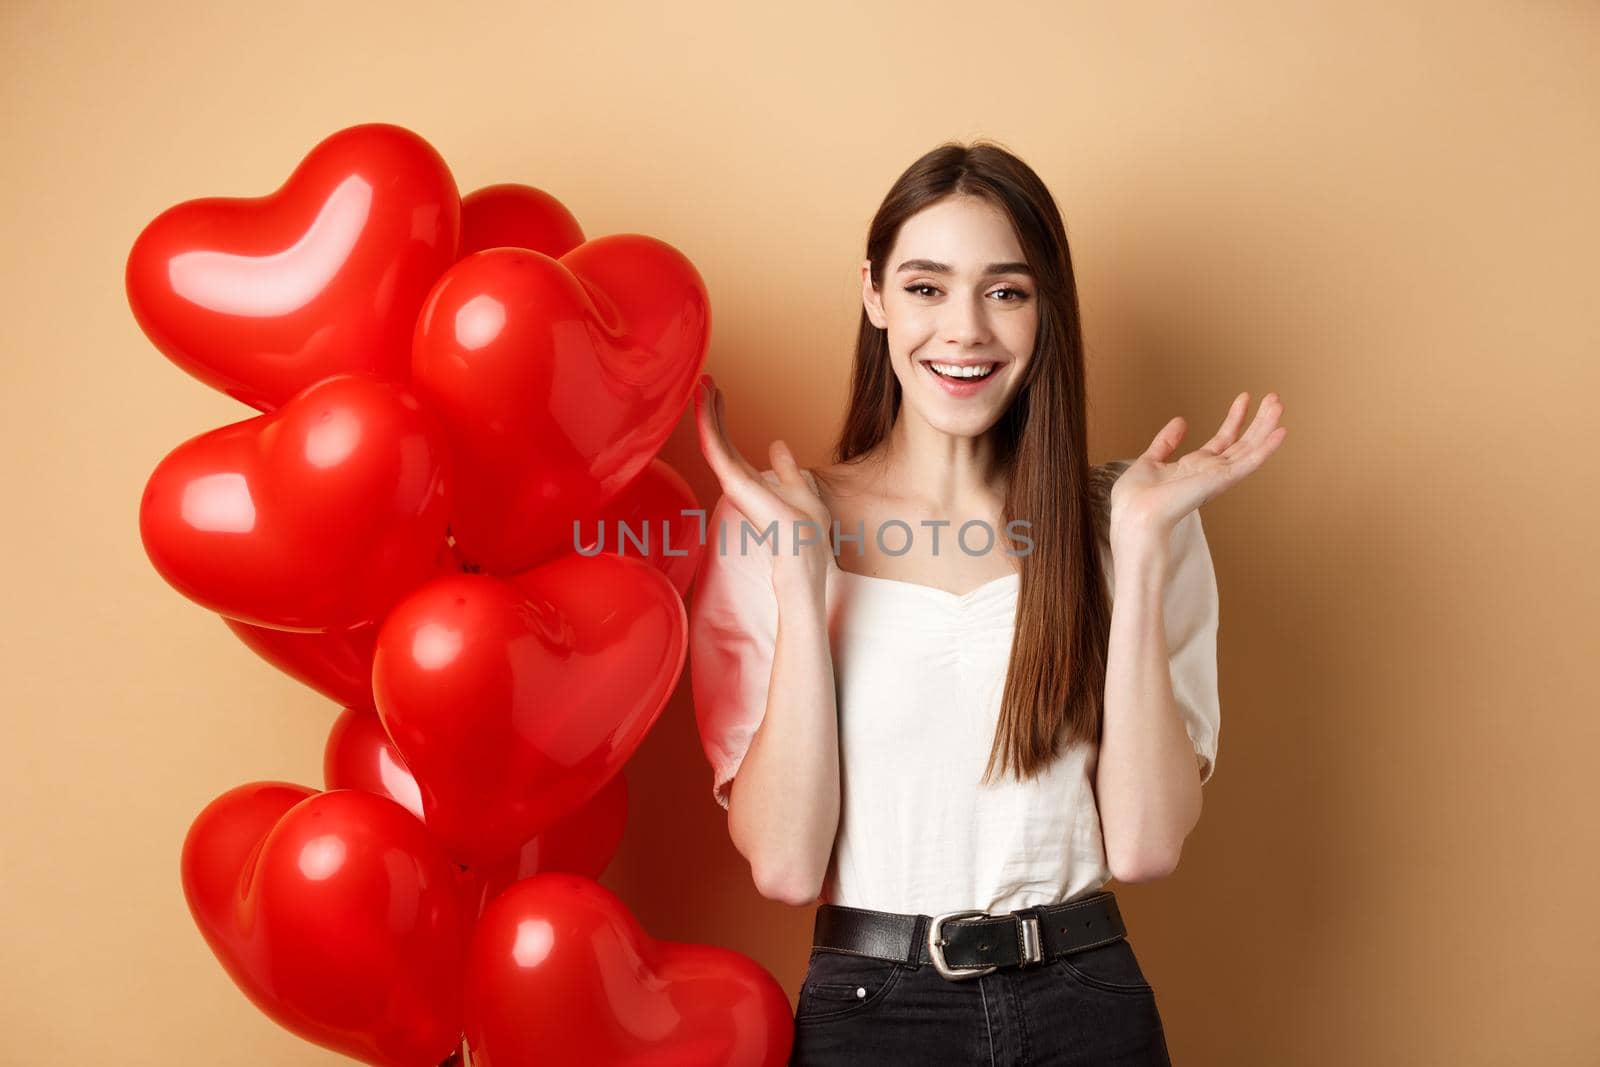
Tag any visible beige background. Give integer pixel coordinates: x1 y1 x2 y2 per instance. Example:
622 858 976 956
3 1 1597 1063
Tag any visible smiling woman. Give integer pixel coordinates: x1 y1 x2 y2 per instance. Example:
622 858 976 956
689 137 1273 1067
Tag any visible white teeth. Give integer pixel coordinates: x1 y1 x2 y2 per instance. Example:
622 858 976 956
929 362 996 380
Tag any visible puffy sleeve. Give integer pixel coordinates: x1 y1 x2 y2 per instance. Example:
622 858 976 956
1097 462 1222 785
688 488 780 810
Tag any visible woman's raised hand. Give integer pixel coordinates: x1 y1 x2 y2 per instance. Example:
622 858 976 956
1110 390 1287 545
694 374 835 578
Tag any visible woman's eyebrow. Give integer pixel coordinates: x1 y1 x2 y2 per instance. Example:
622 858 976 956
894 258 1034 277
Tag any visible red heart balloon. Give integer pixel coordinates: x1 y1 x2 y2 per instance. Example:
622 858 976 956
459 183 585 259
465 874 793 1067
411 237 710 573
181 784 469 1067
140 373 453 630
324 707 631 918
223 540 463 706
576 458 704 599
324 707 424 818
372 554 685 865
126 122 460 412
223 617 380 707
465 771 629 916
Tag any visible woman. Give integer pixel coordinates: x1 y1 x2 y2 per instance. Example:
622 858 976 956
688 141 1286 1066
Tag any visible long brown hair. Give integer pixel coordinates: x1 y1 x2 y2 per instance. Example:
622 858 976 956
831 139 1121 788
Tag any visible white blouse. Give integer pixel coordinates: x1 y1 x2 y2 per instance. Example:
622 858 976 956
688 463 1220 916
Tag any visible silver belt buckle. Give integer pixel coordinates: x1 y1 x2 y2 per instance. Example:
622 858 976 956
927 910 998 980
1017 914 1043 968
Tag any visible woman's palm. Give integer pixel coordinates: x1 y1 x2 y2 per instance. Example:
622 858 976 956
1111 390 1287 536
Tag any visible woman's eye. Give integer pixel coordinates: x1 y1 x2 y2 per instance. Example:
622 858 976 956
902 284 1029 301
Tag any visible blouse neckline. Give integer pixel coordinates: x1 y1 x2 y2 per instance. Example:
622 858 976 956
828 556 1021 603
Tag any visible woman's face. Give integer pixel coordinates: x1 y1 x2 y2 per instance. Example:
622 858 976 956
862 194 1038 437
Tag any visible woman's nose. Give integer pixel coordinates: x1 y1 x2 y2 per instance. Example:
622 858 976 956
941 295 989 346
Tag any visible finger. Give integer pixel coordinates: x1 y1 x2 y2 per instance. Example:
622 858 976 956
1221 392 1284 461
769 438 804 485
1199 392 1250 454
697 380 758 486
1140 415 1187 464
694 379 727 472
710 386 752 479
1227 422 1289 476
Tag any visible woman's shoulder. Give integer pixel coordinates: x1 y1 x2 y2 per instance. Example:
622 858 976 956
805 460 890 503
802 462 852 490
1089 456 1134 490
1088 457 1135 543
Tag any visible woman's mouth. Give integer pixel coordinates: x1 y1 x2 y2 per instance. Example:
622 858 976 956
920 359 1003 396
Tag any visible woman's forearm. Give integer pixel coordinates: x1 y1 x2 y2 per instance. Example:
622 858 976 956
1095 532 1204 881
726 559 841 905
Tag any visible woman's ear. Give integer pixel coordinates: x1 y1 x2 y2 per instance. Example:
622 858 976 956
861 259 887 329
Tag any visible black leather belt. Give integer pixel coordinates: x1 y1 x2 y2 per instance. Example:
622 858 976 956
812 890 1128 981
